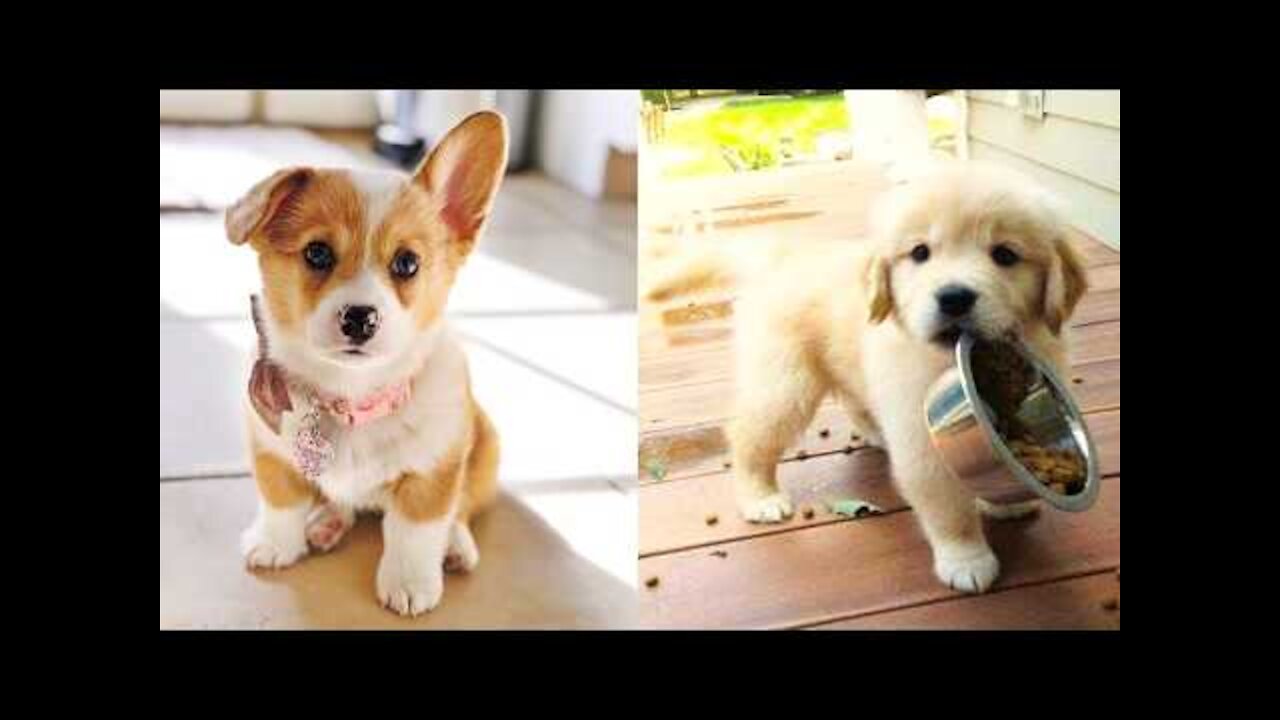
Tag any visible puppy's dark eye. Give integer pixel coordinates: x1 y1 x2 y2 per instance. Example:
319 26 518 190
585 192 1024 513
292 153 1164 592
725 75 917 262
991 244 1020 267
910 243 930 263
390 249 419 280
303 241 336 272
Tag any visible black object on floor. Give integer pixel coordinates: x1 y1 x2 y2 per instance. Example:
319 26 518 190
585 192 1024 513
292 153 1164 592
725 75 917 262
374 90 426 169
374 124 425 168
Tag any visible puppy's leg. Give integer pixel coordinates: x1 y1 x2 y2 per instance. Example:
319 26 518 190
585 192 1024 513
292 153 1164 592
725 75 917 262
305 501 355 552
241 451 314 570
977 498 1040 520
877 403 1000 593
377 447 466 616
729 347 826 523
378 506 453 616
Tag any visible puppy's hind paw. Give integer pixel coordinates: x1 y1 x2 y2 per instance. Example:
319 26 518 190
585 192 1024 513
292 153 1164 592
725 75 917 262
444 522 480 573
305 503 354 552
977 498 1040 521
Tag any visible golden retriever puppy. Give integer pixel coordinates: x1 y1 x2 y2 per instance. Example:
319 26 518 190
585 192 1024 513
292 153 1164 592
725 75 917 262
645 160 1088 593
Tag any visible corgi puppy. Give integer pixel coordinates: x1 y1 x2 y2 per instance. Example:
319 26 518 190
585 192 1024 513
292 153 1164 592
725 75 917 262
226 111 507 616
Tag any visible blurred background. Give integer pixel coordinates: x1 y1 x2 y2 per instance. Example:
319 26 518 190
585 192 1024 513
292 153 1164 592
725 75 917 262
160 90 640 629
640 90 1118 248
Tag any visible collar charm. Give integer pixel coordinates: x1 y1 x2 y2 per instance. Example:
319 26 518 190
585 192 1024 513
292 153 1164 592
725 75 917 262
248 294 411 481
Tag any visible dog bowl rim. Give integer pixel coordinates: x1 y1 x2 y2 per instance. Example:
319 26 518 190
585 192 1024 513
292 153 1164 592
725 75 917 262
952 333 1101 512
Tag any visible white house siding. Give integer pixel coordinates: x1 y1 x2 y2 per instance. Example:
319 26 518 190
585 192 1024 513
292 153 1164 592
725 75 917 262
966 90 1120 249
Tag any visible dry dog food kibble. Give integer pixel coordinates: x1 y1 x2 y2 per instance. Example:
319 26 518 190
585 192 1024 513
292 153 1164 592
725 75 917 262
1006 438 1086 495
645 576 660 589
972 340 1086 495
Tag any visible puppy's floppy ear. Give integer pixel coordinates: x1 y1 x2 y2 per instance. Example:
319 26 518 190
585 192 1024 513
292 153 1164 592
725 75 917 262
1043 234 1089 334
867 253 895 324
225 167 313 246
412 110 508 253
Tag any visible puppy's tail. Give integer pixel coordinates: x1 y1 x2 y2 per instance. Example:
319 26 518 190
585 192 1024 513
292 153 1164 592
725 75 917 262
643 235 796 302
643 245 738 301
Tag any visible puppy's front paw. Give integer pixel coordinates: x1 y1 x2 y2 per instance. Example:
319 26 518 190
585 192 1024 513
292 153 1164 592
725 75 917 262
377 556 444 617
740 493 794 524
934 546 1000 594
240 521 308 570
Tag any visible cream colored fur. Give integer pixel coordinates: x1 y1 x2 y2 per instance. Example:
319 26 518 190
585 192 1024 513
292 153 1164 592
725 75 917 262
645 160 1088 594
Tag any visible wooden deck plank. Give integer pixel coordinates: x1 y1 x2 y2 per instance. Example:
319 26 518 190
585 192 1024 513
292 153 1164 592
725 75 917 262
640 408 1118 555
1073 288 1120 328
638 478 1121 629
1089 263 1120 292
640 384 1121 484
808 571 1120 630
641 354 1118 437
641 161 890 242
642 448 896 556
640 315 1120 390
1071 319 1121 363
1068 227 1120 267
639 286 1117 363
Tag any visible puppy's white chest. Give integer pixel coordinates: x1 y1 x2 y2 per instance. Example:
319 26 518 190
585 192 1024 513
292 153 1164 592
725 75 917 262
310 389 468 507
249 331 472 509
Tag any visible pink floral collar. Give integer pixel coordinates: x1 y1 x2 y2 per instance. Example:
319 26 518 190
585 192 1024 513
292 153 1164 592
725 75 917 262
248 295 412 479
308 381 412 427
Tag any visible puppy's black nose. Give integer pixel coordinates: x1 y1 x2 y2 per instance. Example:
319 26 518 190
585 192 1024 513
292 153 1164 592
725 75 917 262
340 305 380 345
936 285 978 317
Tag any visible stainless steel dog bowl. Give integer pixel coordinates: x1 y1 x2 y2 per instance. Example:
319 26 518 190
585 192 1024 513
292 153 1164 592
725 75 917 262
923 334 1100 512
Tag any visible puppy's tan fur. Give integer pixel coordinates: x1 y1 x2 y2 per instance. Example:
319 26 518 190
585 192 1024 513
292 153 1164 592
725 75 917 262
390 392 499 524
646 161 1088 593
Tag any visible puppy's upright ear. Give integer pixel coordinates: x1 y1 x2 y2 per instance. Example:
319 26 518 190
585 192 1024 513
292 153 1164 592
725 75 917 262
225 167 314 247
1043 234 1090 334
867 253 895 324
413 111 508 254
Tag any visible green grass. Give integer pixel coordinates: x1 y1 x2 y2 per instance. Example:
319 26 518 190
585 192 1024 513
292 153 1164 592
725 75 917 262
659 94 849 179
652 92 957 180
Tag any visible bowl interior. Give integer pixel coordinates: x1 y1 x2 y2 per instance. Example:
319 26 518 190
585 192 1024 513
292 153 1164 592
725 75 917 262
957 335 1100 511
